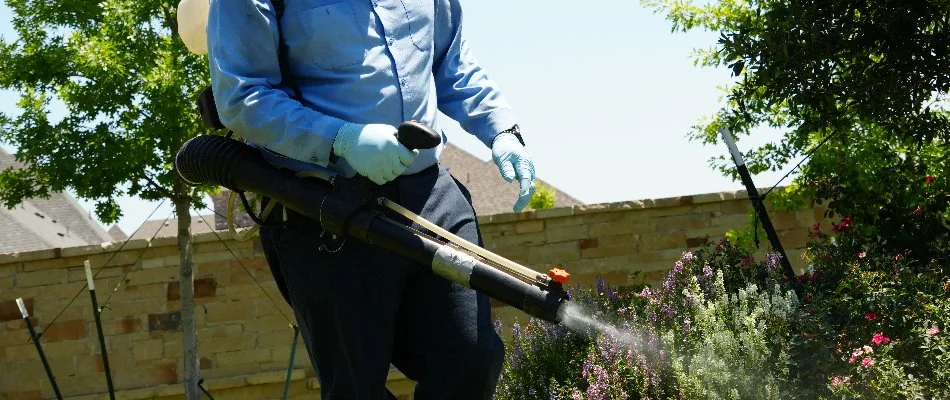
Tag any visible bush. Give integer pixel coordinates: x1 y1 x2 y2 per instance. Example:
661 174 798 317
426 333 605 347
496 239 807 399
529 182 557 210
495 213 950 399
793 217 950 398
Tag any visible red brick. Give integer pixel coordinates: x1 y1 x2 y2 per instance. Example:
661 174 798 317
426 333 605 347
0 298 32 322
148 311 181 332
6 390 42 400
679 196 694 206
167 278 217 301
200 356 213 370
643 270 669 285
117 317 141 334
686 237 706 248
155 363 180 384
167 282 179 301
579 238 599 250
95 354 105 373
601 271 631 287
41 319 87 342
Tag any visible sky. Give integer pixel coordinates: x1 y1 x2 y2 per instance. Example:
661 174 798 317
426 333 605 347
0 1 795 235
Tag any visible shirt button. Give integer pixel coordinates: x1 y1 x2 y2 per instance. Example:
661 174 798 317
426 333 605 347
387 37 395 46
400 78 407 86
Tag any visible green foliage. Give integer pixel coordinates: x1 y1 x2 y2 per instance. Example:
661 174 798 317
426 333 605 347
0 0 214 222
643 0 950 264
496 221 950 398
793 219 950 398
496 241 806 399
529 182 557 210
723 210 768 254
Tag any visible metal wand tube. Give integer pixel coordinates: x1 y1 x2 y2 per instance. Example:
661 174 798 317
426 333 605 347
85 260 116 399
17 297 64 400
719 128 799 290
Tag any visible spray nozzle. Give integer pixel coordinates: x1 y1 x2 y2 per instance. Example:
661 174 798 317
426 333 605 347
548 267 570 284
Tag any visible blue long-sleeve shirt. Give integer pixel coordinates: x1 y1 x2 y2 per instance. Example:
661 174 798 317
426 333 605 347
207 0 517 177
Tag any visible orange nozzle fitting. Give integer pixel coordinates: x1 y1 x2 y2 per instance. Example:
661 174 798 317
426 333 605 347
548 267 570 284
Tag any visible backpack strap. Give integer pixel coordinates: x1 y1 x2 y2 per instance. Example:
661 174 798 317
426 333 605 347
272 0 302 100
199 0 300 130
227 0 301 234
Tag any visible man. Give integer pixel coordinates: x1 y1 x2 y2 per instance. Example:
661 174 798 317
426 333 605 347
207 0 535 398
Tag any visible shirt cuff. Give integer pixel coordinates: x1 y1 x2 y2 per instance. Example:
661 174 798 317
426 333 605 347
284 117 348 167
473 108 519 149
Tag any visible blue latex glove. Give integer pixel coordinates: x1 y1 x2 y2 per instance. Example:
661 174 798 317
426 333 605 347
492 132 536 212
333 123 419 185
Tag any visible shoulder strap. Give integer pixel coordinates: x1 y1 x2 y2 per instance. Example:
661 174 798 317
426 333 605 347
272 0 303 100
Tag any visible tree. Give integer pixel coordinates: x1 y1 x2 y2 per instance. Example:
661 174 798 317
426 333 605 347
0 0 213 398
529 182 557 210
643 0 950 263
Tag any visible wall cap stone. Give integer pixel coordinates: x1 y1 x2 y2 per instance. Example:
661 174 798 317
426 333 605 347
484 187 786 221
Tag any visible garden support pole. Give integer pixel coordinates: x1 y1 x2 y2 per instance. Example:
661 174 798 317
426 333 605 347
17 297 64 400
282 324 300 400
84 260 117 400
719 128 799 293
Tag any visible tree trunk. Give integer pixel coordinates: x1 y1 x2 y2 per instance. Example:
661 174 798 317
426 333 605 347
173 192 200 400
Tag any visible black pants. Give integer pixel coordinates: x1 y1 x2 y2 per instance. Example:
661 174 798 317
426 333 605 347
259 165 505 400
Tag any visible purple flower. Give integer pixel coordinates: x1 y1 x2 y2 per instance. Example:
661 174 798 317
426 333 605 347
662 274 676 292
765 252 782 271
703 264 713 278
681 251 695 262
663 303 676 319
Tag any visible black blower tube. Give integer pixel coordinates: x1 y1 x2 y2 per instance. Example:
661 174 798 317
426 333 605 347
175 135 567 324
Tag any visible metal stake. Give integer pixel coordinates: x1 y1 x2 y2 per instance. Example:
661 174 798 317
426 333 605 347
282 323 300 400
17 297 64 400
85 260 116 399
719 128 800 294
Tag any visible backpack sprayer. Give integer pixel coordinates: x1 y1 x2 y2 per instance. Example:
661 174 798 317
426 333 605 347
174 123 573 325
175 0 573 325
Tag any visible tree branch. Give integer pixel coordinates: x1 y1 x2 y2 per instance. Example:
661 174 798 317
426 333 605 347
162 5 179 39
141 172 176 200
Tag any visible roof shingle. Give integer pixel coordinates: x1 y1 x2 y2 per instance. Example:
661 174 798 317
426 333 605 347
0 147 115 254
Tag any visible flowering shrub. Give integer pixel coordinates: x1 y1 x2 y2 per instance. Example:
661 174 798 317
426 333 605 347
496 219 949 398
796 217 950 398
496 239 806 399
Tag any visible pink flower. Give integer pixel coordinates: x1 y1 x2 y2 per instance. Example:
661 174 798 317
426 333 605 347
925 175 934 184
848 346 871 363
861 357 874 368
865 312 877 321
926 327 940 335
871 332 891 345
913 206 922 215
858 251 867 259
831 375 850 388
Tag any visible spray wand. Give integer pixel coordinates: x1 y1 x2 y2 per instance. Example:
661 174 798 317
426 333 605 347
174 122 573 324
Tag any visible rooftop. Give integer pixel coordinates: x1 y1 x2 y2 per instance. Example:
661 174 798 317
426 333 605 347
0 148 115 253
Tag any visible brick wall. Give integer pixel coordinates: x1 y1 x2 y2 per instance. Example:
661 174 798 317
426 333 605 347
0 190 828 399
